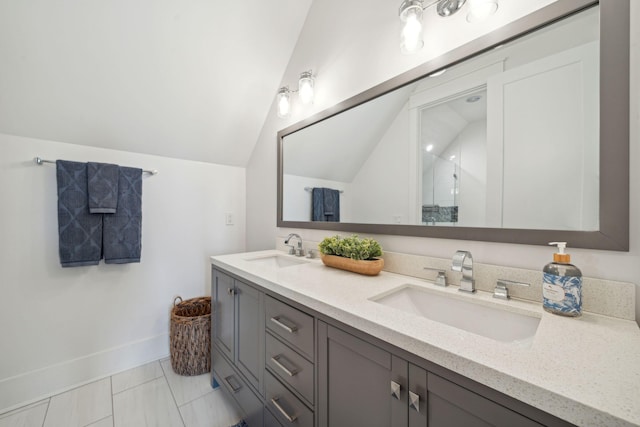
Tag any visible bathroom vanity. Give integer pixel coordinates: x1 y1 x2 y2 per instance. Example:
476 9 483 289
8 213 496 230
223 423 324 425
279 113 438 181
210 250 640 427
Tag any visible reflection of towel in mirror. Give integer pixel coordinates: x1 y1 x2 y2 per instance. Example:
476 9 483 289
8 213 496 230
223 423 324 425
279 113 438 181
103 166 143 264
56 160 103 267
312 187 340 222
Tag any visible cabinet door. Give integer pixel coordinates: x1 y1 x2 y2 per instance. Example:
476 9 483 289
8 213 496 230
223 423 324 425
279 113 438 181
213 269 235 361
236 280 264 394
317 322 407 427
427 373 543 427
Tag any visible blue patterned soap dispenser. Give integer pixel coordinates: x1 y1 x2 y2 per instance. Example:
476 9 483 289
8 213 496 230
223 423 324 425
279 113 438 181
542 242 582 317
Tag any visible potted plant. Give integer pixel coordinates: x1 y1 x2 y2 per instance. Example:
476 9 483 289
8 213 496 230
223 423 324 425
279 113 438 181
318 235 384 276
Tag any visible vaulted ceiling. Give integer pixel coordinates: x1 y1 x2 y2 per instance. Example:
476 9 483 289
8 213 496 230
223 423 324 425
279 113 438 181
0 0 313 167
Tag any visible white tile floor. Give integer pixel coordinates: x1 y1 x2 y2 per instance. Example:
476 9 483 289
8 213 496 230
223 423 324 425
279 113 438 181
0 359 243 427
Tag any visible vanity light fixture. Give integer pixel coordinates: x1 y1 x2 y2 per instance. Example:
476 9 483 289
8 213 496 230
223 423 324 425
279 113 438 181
466 0 499 23
276 87 291 118
398 0 498 54
425 144 434 152
298 71 315 105
276 70 315 118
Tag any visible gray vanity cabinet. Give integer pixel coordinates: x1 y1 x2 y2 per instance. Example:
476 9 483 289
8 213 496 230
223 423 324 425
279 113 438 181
317 321 564 427
211 268 265 425
212 265 574 427
426 373 544 427
236 280 265 393
212 268 235 361
317 322 409 427
264 296 316 427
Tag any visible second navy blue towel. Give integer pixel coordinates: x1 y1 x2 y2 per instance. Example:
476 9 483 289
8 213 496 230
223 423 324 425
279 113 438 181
103 166 143 264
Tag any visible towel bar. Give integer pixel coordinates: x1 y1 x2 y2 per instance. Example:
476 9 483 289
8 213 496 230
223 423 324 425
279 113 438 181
33 157 158 176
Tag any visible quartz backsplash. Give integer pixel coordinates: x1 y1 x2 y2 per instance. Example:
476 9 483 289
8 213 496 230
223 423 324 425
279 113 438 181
275 237 636 321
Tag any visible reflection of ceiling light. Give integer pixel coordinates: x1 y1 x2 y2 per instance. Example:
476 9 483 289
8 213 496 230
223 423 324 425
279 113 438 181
428 69 447 77
466 95 482 103
426 144 434 152
449 155 456 160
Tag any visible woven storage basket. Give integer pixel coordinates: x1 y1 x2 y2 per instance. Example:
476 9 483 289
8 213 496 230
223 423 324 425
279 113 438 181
170 296 211 376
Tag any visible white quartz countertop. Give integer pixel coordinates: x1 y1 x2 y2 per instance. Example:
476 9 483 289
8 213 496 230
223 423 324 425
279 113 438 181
211 250 640 427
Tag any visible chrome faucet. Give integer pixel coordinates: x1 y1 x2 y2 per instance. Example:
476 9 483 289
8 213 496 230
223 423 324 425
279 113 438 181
451 250 475 293
284 233 305 257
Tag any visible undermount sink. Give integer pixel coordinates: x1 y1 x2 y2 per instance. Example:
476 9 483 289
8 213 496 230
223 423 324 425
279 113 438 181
245 254 308 269
370 285 540 345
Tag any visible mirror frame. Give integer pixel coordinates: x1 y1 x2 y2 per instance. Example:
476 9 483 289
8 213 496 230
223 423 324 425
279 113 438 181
277 0 629 251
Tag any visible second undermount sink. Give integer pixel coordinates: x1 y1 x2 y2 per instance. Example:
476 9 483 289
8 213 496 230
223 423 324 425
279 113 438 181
370 285 540 345
245 254 309 269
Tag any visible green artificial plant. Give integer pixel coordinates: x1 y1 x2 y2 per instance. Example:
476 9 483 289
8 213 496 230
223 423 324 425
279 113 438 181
318 235 383 261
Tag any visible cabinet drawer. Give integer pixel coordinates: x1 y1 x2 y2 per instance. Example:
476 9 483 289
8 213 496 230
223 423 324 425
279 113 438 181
266 332 314 405
212 347 263 427
265 370 314 427
266 296 314 360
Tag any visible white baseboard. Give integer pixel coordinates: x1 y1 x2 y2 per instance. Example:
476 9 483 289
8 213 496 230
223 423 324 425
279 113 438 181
0 334 169 414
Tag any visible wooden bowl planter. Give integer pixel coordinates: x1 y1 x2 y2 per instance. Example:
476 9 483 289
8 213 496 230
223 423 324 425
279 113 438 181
320 253 384 276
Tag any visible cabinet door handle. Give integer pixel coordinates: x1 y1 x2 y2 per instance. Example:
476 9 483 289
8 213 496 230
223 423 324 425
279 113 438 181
271 397 298 423
271 355 298 377
390 380 401 400
409 390 420 412
227 287 236 296
270 316 298 333
223 375 242 394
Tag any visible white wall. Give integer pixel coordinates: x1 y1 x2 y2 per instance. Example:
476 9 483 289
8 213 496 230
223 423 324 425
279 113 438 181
458 121 487 227
246 0 640 325
0 133 246 412
350 102 411 225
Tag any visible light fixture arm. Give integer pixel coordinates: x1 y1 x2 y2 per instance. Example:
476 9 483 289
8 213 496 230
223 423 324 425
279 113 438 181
400 0 467 18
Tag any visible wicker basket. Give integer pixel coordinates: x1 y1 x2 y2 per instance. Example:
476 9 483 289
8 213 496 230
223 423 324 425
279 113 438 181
170 296 211 376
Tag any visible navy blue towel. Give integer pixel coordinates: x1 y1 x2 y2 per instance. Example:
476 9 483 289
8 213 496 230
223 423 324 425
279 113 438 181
103 166 143 264
56 160 103 267
312 187 340 222
87 162 119 214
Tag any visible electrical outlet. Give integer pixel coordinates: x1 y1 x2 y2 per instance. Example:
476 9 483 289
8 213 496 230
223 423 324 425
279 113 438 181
225 213 234 225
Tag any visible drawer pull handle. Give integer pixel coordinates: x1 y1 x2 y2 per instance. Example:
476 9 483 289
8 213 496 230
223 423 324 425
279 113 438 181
409 390 420 412
390 380 401 400
271 355 298 377
223 375 242 394
227 287 236 296
270 316 298 333
271 397 298 423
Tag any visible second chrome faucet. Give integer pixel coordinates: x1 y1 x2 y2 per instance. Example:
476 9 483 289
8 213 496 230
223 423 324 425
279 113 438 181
284 233 305 257
452 250 475 293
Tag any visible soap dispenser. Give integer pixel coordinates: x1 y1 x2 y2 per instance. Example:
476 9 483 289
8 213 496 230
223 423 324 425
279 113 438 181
542 242 582 317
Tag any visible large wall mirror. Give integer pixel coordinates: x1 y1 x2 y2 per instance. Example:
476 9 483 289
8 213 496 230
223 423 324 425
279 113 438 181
277 0 629 251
